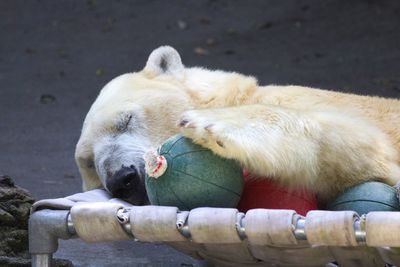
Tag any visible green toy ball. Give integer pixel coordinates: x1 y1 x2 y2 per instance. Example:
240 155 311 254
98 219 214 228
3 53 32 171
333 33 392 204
328 181 400 214
144 134 244 210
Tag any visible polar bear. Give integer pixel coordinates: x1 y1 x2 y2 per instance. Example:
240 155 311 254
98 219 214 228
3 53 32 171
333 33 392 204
75 46 400 206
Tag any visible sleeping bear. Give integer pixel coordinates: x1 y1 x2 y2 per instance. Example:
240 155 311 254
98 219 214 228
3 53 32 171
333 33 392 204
75 46 400 206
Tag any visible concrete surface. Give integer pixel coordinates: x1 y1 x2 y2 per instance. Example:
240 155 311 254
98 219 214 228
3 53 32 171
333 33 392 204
0 0 399 266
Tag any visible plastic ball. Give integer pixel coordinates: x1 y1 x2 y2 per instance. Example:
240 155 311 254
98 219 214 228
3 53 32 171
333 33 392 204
144 134 244 210
237 170 318 215
328 181 400 214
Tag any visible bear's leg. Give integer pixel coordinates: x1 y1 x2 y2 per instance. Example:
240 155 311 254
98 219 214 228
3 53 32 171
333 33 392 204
179 104 400 201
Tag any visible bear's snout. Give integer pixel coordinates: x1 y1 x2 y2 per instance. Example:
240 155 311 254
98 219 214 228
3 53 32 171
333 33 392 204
106 165 148 205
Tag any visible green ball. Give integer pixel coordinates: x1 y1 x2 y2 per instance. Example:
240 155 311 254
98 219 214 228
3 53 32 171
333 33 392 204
328 181 400 214
145 134 244 210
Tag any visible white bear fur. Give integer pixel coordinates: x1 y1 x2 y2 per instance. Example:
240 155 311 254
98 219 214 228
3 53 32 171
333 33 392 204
76 46 400 205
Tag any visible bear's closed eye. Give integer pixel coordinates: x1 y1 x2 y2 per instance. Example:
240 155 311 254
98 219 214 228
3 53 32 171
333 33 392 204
115 113 133 132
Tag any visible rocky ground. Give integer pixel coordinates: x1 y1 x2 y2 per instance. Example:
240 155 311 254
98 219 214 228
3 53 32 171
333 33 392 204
0 175 73 267
0 175 33 266
0 0 399 266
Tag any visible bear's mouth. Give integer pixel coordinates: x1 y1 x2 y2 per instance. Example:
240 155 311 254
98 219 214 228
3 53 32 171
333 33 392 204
122 189 149 205
111 183 149 205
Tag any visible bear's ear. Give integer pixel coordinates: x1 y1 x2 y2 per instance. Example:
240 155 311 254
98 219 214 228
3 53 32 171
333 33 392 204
145 46 184 77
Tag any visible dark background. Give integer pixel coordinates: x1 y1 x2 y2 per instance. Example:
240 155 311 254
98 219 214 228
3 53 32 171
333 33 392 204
1 0 399 266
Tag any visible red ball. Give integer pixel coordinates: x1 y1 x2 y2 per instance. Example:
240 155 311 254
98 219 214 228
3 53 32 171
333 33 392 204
237 170 318 216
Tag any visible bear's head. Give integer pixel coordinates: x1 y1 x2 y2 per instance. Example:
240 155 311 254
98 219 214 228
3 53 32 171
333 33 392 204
75 46 257 204
75 46 193 204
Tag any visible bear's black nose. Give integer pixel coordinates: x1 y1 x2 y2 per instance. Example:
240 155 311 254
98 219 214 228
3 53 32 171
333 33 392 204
106 165 140 198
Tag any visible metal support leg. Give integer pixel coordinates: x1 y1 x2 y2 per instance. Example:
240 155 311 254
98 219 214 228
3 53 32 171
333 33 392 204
31 253 53 267
29 209 76 267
